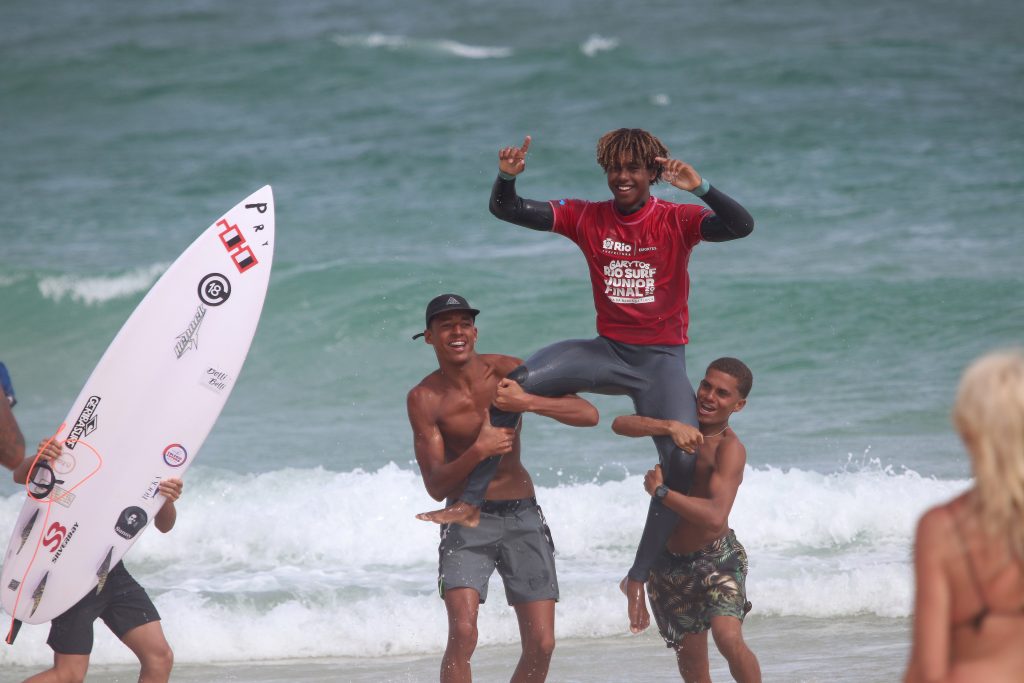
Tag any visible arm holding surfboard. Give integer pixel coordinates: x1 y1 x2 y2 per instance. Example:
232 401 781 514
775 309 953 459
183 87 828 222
153 478 182 533
14 441 184 534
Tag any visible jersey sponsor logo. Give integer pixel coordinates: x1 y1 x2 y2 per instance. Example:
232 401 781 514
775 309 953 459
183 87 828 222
601 237 633 254
198 272 231 306
217 219 259 273
637 246 657 253
66 396 100 450
174 305 207 359
603 259 657 304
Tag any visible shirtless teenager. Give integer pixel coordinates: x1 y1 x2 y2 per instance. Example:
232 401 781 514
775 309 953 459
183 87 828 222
407 293 598 683
418 128 755 632
613 357 761 682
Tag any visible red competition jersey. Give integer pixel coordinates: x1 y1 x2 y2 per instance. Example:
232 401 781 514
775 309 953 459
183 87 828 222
550 196 708 345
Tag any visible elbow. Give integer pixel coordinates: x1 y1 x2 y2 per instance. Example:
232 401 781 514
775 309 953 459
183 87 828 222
489 199 508 221
575 406 599 428
610 416 629 435
425 481 447 502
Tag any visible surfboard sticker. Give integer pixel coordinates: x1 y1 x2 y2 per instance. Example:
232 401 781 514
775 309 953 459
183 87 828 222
29 573 48 618
95 548 113 595
16 510 39 556
0 186 275 626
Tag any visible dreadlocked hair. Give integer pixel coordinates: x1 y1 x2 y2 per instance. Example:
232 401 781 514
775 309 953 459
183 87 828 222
596 128 669 183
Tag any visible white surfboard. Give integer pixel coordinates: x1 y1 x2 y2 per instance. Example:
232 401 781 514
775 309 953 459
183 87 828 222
1 186 275 633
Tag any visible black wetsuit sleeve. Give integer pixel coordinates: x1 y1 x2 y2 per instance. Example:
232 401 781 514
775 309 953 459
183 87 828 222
488 175 555 232
697 186 755 242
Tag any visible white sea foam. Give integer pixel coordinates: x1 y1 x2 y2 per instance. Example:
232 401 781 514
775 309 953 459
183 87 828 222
332 33 512 59
580 34 620 57
37 263 168 305
0 462 969 666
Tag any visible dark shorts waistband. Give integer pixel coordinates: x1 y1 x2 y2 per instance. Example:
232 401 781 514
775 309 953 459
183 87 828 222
480 497 537 515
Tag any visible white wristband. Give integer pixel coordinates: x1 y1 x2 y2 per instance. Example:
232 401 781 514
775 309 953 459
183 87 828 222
690 178 710 197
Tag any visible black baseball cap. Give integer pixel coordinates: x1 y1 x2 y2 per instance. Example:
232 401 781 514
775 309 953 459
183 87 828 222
412 294 480 339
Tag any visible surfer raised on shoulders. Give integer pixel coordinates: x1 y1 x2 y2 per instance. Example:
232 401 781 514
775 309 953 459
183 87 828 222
423 128 755 634
408 293 598 683
15 439 181 683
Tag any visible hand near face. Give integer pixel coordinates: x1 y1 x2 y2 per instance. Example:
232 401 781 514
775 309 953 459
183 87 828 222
498 135 531 177
668 422 703 453
654 156 701 192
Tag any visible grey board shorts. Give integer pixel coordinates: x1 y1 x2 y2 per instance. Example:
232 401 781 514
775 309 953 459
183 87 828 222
438 497 558 605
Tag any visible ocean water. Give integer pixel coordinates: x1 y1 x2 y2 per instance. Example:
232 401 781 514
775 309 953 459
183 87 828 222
1 0 1022 678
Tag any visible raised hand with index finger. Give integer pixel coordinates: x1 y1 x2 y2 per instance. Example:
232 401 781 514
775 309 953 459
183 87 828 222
498 135 532 177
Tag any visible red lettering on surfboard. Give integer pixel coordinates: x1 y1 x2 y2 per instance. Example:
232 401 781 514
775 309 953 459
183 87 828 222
42 523 67 552
217 220 259 273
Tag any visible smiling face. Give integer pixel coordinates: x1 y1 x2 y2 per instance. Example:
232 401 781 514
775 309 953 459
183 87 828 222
424 310 478 364
696 368 747 426
605 155 657 214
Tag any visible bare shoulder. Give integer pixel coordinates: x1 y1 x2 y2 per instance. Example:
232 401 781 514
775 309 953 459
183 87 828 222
478 353 523 378
714 431 747 469
407 370 444 407
912 500 965 568
915 499 958 542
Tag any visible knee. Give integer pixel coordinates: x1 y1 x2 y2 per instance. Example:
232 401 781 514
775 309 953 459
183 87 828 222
448 619 479 651
523 632 555 661
711 625 745 659
52 668 88 683
141 644 174 676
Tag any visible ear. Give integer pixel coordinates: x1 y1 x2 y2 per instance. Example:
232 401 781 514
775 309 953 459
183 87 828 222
731 398 747 414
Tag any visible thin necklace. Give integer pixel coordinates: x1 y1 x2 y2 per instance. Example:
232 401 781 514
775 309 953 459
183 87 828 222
702 424 729 439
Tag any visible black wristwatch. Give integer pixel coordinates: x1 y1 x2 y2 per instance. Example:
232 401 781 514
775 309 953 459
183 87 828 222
654 484 669 500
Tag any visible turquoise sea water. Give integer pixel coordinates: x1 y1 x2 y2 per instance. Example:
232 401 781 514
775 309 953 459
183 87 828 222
1 0 1022 677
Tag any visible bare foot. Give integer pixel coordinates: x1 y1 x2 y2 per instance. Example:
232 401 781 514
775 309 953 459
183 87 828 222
619 577 650 634
415 501 481 527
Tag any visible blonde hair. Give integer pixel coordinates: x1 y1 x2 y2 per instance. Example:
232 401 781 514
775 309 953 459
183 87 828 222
952 348 1024 561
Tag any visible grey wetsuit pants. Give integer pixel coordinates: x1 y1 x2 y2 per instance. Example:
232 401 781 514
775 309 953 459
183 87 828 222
460 336 698 582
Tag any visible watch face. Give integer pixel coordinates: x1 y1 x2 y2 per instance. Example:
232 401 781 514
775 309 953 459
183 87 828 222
656 485 668 499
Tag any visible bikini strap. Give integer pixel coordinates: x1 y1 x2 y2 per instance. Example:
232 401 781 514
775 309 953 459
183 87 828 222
950 507 990 625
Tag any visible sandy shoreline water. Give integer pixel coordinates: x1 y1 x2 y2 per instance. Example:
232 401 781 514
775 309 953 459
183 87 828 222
2 615 910 682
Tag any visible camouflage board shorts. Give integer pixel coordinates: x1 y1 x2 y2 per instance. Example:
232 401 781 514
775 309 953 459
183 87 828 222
646 529 752 646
